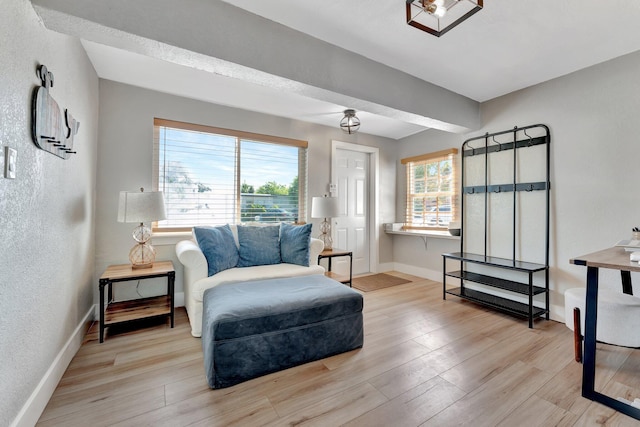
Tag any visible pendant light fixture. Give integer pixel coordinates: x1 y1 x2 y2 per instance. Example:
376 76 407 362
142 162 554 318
340 109 360 134
406 0 483 37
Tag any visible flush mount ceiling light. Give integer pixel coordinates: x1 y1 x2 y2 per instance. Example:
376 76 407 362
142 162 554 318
340 109 360 134
406 0 483 37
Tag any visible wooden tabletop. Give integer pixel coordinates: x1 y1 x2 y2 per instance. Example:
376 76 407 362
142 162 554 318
570 246 640 272
100 261 175 280
319 248 351 257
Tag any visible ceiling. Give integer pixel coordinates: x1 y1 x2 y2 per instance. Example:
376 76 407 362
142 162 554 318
69 1 640 139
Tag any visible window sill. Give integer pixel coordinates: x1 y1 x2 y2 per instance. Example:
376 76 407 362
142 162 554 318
385 229 460 240
151 231 192 246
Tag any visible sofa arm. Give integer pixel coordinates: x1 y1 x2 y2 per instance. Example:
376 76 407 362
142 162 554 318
309 238 324 266
176 239 208 285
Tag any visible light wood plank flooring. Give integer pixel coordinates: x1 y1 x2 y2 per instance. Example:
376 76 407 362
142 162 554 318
38 274 640 426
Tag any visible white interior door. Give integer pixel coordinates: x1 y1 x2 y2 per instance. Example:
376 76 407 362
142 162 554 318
333 148 370 275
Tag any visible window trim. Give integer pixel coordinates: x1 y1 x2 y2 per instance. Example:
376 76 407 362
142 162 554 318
152 118 308 232
154 118 308 149
400 148 458 165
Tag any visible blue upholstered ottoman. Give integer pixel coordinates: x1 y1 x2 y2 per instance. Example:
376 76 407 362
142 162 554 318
202 274 363 388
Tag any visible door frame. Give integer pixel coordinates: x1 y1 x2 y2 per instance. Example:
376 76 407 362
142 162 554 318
331 140 379 274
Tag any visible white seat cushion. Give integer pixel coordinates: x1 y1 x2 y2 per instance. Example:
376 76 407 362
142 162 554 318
565 287 640 347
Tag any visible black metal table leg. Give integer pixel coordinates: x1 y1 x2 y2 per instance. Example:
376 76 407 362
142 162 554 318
99 279 108 343
582 266 598 397
582 265 640 419
621 270 633 295
169 271 175 328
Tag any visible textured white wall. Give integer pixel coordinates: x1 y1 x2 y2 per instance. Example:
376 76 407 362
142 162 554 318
95 80 397 303
395 50 640 322
0 1 99 425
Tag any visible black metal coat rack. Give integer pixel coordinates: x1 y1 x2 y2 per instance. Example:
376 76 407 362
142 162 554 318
442 124 551 327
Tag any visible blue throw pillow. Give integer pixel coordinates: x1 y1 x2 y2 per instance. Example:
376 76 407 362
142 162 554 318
280 223 312 267
237 225 281 267
194 225 239 277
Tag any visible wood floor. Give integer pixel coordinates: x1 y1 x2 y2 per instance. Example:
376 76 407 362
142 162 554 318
38 274 640 426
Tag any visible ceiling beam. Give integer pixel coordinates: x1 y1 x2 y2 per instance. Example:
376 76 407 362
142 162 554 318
31 0 480 133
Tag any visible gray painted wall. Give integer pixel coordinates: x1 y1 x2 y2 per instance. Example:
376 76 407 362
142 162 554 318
394 49 640 322
0 1 99 425
96 80 398 304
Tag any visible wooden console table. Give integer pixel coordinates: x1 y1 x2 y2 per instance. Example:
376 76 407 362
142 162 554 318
570 247 640 420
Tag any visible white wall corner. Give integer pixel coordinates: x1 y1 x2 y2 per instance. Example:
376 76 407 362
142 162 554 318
10 305 95 427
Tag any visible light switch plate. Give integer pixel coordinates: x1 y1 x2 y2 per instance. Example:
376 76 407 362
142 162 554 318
329 183 337 195
5 147 16 179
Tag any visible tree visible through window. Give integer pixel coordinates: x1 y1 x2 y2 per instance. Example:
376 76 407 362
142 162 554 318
402 148 458 229
153 119 307 231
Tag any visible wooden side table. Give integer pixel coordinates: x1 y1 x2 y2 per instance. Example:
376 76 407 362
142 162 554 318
318 249 353 287
98 261 175 343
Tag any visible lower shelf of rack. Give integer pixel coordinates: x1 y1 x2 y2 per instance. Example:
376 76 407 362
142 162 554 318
445 270 547 295
105 295 171 325
445 287 547 319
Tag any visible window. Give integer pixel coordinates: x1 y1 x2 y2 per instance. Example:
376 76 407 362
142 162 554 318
402 148 458 229
153 119 307 231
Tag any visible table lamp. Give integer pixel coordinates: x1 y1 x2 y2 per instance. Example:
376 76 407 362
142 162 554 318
311 195 340 250
118 187 167 269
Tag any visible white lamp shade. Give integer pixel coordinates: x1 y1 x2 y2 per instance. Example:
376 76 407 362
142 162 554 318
118 190 167 223
311 196 340 218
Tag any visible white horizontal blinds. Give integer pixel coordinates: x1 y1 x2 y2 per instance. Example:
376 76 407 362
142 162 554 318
402 148 458 229
239 139 305 223
153 118 308 231
155 124 238 230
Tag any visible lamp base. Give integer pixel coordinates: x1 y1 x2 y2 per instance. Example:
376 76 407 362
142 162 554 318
318 217 333 250
318 233 333 250
129 242 156 269
132 262 153 270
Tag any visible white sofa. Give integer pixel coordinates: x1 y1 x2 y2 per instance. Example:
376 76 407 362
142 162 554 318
175 225 325 337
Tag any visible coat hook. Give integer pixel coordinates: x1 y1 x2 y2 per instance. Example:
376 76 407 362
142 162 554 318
492 136 503 152
523 128 533 147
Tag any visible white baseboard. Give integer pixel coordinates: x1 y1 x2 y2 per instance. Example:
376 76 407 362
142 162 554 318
376 262 394 273
10 305 95 427
392 262 442 281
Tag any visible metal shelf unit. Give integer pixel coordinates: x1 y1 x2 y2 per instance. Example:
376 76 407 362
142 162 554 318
442 124 551 328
